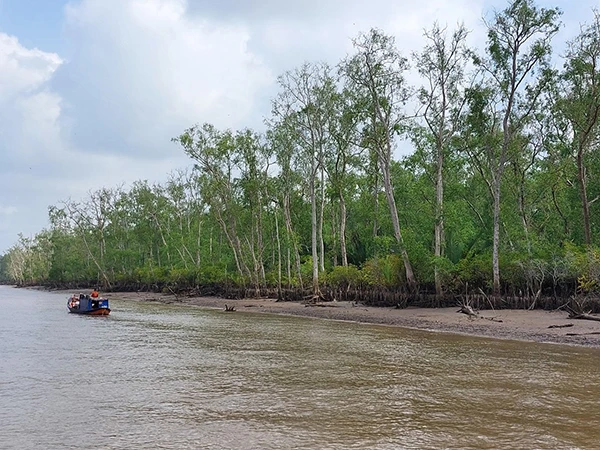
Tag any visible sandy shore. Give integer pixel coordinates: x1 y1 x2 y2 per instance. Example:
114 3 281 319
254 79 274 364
103 291 600 348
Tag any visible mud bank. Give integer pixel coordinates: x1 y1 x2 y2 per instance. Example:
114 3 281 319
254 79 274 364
102 291 600 348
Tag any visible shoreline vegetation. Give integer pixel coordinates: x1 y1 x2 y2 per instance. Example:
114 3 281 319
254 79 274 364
40 285 600 348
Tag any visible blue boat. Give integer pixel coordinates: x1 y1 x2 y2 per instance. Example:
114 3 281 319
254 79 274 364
67 294 111 315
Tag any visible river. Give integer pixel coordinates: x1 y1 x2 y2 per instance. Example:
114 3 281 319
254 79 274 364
1 285 599 449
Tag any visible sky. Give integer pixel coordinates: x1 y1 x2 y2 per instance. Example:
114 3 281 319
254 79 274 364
0 0 597 254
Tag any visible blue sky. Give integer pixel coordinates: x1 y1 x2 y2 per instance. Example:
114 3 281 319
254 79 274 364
0 1 66 52
0 0 598 254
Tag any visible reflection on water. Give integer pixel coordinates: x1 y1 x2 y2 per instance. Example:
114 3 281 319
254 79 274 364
1 285 599 449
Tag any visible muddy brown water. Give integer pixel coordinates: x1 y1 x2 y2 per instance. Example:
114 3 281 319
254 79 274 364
1 285 599 449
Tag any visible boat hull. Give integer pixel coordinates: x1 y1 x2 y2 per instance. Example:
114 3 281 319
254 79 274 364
68 307 111 316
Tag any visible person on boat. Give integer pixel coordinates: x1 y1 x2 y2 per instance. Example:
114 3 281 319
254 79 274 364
70 295 80 309
91 288 99 298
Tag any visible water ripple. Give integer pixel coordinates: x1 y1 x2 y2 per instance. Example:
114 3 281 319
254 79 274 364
1 286 599 449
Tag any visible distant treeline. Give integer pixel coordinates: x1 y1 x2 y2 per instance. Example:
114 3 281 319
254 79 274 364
3 1 600 307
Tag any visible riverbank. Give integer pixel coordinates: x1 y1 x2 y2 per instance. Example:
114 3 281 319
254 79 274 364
100 290 600 348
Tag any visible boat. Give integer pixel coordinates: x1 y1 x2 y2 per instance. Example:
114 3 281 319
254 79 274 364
67 294 111 316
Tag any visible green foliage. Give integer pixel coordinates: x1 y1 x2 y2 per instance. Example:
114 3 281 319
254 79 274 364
0 254 9 281
453 252 493 291
362 255 405 287
323 265 364 288
563 243 600 292
430 256 456 287
134 266 170 285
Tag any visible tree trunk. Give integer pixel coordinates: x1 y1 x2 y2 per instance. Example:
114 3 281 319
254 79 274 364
516 165 532 256
339 191 348 267
318 166 325 272
434 135 445 296
578 147 592 246
380 151 416 290
275 211 282 298
283 193 303 289
287 247 292 289
372 155 379 238
493 80 513 296
311 168 320 296
492 169 502 296
214 210 251 282
256 192 267 284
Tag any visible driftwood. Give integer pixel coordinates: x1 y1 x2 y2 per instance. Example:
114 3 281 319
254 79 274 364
548 323 574 329
224 304 236 312
305 303 338 308
481 316 503 323
566 331 600 336
568 312 600 322
565 298 600 321
457 304 479 318
457 303 503 322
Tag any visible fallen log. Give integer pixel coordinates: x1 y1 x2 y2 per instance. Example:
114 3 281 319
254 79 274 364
482 316 503 323
566 331 600 336
568 313 600 322
305 303 338 308
548 323 574 329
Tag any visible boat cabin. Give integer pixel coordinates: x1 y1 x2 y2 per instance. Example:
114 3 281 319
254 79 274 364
68 293 110 315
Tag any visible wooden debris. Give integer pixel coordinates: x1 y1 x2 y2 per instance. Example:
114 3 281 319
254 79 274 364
568 312 600 322
566 332 600 336
565 300 600 322
304 303 338 308
457 304 479 318
482 316 503 323
548 323 574 329
457 302 502 322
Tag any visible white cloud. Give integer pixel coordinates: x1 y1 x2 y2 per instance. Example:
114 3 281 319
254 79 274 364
0 32 64 166
0 33 62 101
0 206 17 216
253 0 485 70
0 32 65 251
61 0 274 156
